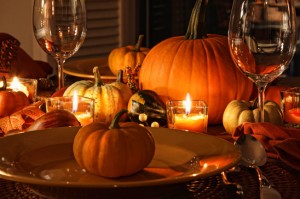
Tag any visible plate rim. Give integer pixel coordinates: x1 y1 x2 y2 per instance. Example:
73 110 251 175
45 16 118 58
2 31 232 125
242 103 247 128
63 57 116 79
0 127 241 188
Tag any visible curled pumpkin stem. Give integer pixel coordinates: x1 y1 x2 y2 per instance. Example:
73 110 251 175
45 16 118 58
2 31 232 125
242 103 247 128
185 0 208 40
109 109 128 129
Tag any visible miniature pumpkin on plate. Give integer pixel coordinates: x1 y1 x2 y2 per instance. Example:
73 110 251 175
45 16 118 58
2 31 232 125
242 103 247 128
73 109 155 178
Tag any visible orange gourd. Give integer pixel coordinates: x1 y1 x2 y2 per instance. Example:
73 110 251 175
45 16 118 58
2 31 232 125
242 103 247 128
138 0 253 124
108 35 149 76
73 109 155 178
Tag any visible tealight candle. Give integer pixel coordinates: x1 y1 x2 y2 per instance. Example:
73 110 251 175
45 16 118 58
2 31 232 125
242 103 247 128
167 93 208 133
45 92 94 126
284 108 300 124
6 77 38 102
72 91 94 126
281 87 300 128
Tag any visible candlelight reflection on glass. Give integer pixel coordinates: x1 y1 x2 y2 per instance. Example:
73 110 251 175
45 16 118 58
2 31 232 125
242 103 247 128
7 77 38 102
167 93 208 133
45 92 94 126
281 87 300 128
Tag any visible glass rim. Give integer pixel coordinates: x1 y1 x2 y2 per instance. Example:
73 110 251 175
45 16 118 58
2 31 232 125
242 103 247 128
166 99 208 108
281 87 300 95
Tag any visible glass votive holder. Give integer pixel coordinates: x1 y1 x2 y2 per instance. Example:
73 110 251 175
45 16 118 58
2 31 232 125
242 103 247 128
6 77 38 102
280 87 300 128
166 100 208 133
45 96 94 126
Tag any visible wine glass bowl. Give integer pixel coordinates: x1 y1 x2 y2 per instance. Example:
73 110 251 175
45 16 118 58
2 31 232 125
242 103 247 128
33 0 86 89
228 0 297 122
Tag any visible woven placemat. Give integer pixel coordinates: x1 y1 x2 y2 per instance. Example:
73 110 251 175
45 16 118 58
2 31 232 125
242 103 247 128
0 162 298 199
188 162 299 199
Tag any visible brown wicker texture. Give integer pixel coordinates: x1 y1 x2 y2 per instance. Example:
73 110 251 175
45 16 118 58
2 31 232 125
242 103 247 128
188 162 299 199
0 162 298 199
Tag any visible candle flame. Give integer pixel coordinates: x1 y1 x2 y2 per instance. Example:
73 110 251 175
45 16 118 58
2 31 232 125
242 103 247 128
10 77 29 96
72 90 78 112
184 93 191 115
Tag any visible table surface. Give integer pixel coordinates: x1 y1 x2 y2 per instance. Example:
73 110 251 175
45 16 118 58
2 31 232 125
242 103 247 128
6 75 300 198
0 125 299 199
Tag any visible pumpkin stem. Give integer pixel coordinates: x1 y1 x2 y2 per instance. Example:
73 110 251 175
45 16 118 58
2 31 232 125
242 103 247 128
252 98 259 109
116 70 125 83
134 35 144 52
185 0 208 40
93 66 104 86
109 109 128 129
0 76 7 91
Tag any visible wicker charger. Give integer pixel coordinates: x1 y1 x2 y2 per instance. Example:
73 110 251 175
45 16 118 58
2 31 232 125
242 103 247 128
0 162 298 199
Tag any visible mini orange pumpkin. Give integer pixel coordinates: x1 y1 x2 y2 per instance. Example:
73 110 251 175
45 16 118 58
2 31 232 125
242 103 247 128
0 77 30 118
108 35 149 76
138 0 253 124
73 109 155 178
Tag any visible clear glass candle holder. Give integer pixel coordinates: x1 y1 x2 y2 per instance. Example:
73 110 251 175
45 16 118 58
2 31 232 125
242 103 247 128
45 96 94 126
166 100 208 133
6 77 38 102
281 87 300 128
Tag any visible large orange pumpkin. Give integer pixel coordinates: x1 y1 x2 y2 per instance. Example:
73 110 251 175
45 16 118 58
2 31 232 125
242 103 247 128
139 0 253 124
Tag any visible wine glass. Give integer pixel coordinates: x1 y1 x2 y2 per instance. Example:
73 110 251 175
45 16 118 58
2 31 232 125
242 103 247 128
33 0 86 89
228 0 297 122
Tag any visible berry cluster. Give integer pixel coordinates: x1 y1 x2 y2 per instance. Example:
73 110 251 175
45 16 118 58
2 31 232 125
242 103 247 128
0 39 19 72
124 65 140 93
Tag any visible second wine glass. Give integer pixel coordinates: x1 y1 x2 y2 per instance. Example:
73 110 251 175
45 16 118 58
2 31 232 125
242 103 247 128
228 0 297 122
33 0 87 89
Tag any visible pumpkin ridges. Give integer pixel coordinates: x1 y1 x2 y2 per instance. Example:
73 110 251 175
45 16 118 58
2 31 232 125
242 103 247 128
73 111 155 178
0 91 30 118
139 36 186 95
78 125 153 177
139 0 252 123
98 130 120 177
108 35 149 76
139 34 253 124
86 131 102 173
119 124 154 174
63 80 93 96
222 100 283 134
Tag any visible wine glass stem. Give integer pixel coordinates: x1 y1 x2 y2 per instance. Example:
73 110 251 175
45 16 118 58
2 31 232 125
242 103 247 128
256 83 268 122
56 58 66 90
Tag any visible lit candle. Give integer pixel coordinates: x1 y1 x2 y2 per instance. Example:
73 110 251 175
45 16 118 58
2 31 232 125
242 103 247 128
9 77 29 96
72 91 93 126
284 108 300 124
173 93 208 133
